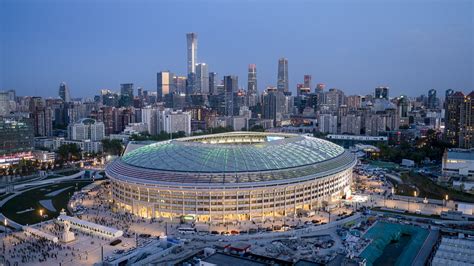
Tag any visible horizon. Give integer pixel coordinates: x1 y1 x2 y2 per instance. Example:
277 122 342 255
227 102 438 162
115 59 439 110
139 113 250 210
1 0 473 98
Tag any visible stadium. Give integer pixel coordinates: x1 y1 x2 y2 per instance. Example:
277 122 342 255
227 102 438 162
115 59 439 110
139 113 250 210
105 132 357 222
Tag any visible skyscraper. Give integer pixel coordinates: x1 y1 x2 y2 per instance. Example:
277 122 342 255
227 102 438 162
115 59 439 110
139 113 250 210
375 87 389 99
209 72 218 95
195 63 209 94
120 83 134 107
59 82 71 102
247 64 257 95
460 92 474 149
316 83 325 93
277 58 289 93
0 92 10 116
304 75 312 89
445 91 465 147
224 75 238 116
157 71 174 100
427 89 437 109
187 33 198 75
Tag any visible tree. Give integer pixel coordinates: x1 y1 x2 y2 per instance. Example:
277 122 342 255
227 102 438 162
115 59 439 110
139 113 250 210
102 139 124 156
57 144 82 163
249 125 265 132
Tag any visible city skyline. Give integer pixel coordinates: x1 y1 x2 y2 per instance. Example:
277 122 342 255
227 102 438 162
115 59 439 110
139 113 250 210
1 0 472 98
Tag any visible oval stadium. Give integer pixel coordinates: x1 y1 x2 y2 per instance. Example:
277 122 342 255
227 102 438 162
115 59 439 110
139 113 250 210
105 132 357 222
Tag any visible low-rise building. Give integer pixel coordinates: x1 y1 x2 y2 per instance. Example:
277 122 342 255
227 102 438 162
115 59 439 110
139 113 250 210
442 149 474 179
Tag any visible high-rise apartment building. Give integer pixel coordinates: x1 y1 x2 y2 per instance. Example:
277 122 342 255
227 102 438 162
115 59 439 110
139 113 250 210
29 97 53 137
0 92 10 116
187 33 198 75
445 91 465 147
460 92 474 149
68 118 105 141
160 109 191 135
277 58 289 93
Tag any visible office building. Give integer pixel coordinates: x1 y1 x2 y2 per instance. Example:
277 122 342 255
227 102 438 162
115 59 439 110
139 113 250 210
157 71 174 100
375 87 389 100
428 89 438 109
304 75 311 88
120 83 134 107
209 72 218 95
247 64 257 95
0 116 34 166
277 58 289 93
59 82 71 102
224 75 238 116
186 33 198 75
195 63 209 94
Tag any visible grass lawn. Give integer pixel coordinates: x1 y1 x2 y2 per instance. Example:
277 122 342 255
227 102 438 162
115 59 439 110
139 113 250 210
399 173 474 203
1 180 93 225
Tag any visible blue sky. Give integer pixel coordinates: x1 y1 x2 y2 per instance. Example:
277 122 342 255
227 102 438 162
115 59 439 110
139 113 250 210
1 0 472 98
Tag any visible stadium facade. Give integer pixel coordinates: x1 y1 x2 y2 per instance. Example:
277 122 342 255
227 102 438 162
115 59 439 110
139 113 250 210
105 132 357 221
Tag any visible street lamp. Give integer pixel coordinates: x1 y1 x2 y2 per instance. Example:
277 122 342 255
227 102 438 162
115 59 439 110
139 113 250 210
4 218 7 237
39 209 44 222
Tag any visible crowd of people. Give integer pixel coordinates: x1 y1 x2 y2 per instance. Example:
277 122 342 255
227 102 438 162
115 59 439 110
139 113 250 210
1 233 89 264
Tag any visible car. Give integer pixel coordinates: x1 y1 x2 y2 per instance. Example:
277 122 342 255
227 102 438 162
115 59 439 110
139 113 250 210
211 231 220 235
110 239 122 246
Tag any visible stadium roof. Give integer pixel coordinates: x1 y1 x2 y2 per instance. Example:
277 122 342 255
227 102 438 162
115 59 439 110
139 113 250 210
121 132 344 173
106 132 356 186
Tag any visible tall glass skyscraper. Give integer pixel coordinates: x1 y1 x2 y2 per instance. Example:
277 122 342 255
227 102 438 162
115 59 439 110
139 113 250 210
277 58 289 93
224 75 238 116
59 82 71 102
247 64 257 95
157 71 174 100
209 72 218 95
186 33 198 75
195 63 209 94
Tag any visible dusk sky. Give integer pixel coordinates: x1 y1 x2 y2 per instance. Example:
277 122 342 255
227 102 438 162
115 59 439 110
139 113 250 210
1 0 472 98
